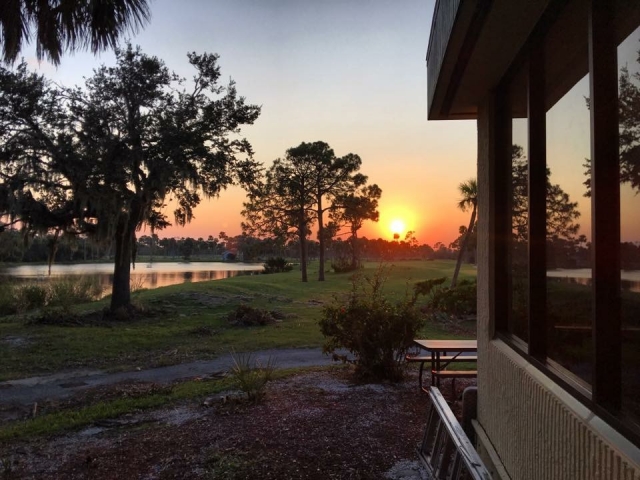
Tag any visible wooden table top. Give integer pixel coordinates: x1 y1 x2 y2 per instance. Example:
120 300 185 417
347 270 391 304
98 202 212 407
413 339 477 352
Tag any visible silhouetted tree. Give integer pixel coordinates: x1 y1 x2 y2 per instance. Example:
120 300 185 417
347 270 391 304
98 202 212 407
288 141 367 281
243 141 368 282
242 154 315 281
331 183 382 268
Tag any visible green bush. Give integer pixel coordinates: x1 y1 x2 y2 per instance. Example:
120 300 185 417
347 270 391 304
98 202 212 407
319 264 424 382
262 257 293 274
429 279 477 316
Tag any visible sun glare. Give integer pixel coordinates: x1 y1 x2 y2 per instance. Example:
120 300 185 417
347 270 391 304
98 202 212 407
390 219 406 237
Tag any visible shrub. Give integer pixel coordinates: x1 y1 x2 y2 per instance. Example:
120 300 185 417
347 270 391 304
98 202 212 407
330 256 361 273
262 257 293 274
230 352 277 403
429 279 477 316
226 305 277 326
411 276 447 304
319 264 424 382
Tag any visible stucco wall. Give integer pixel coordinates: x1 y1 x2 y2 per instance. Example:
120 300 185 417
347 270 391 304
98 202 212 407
476 98 640 480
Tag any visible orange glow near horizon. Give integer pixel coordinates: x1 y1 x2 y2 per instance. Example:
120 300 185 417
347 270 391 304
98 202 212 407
152 188 472 248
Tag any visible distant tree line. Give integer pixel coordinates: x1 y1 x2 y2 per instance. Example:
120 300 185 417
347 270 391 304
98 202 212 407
0 229 457 266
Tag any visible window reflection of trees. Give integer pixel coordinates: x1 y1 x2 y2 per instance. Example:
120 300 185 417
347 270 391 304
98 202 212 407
618 25 640 434
508 64 529 342
542 63 592 385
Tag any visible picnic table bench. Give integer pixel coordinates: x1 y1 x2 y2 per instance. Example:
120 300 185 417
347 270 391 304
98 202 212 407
405 354 477 391
409 339 478 393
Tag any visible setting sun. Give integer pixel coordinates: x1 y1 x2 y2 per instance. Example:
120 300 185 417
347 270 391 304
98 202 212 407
390 219 406 237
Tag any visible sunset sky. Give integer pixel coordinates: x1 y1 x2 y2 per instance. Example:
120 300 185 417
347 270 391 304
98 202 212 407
21 0 640 250
22 0 482 247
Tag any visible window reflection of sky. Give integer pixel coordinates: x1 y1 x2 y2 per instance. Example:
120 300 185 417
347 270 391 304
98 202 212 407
541 27 640 242
547 269 640 293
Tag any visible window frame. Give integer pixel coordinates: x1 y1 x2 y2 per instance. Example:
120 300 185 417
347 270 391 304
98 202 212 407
493 0 637 446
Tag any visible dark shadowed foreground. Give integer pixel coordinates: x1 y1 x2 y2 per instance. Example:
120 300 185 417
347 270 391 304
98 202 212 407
2 369 476 479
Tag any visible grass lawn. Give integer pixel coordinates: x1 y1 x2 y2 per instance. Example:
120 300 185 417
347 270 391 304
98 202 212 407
0 259 477 381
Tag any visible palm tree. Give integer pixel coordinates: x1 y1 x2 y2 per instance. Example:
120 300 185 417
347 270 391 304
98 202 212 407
1 0 150 65
451 178 478 288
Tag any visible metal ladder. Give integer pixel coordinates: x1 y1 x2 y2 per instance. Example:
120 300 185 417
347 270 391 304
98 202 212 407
417 387 491 480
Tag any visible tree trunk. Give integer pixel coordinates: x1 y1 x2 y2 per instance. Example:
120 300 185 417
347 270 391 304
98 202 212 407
451 204 477 288
350 229 359 268
110 215 138 311
298 219 308 282
317 199 325 281
46 230 60 276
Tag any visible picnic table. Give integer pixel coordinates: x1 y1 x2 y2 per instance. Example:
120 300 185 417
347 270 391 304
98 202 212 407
409 339 478 392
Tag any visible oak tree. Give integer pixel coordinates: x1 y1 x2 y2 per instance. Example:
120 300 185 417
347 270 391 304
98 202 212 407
0 45 260 312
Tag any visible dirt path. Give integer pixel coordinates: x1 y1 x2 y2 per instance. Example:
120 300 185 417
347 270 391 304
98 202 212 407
0 348 342 407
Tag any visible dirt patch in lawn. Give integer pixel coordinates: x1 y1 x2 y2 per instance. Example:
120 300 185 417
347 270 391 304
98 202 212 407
2 369 475 479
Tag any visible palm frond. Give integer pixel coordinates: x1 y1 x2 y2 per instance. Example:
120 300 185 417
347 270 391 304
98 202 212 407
0 0 151 65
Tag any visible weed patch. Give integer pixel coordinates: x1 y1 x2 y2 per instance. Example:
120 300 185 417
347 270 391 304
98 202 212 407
0 377 234 442
226 305 280 327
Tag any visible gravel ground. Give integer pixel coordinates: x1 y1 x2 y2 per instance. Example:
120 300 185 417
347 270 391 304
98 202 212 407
1 368 477 479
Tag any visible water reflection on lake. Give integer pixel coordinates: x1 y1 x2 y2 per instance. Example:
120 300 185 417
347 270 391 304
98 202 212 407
547 268 640 293
1 262 264 293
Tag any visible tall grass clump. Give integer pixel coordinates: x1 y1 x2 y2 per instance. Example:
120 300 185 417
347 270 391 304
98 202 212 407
0 283 16 317
13 283 48 314
0 277 103 316
48 277 104 308
319 264 424 382
230 352 277 403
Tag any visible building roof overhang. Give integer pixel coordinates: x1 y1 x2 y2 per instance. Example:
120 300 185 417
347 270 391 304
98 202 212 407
426 0 550 120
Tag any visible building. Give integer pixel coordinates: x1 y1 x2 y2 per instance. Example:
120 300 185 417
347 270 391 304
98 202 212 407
427 1 640 478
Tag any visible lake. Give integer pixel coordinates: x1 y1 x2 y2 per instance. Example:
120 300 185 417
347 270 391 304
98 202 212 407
0 262 265 293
